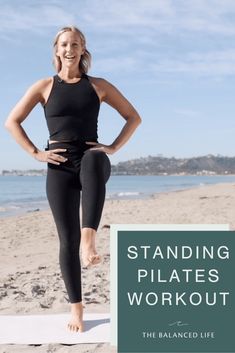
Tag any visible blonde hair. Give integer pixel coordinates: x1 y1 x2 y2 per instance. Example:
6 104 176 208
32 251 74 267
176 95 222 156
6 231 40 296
53 26 91 74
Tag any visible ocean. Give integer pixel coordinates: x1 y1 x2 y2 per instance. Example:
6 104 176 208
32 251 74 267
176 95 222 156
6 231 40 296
0 175 234 218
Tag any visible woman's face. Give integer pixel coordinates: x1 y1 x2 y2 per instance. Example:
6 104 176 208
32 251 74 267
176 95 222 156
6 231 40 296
56 31 84 70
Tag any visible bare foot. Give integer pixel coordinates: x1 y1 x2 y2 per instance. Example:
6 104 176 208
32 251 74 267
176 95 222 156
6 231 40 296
67 301 84 332
81 227 101 268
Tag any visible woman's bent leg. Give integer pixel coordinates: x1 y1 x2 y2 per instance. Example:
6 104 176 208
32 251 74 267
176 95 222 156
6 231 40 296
80 150 111 229
79 150 111 266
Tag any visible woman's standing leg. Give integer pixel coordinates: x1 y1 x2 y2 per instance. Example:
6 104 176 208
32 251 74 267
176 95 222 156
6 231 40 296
46 163 84 332
79 150 111 267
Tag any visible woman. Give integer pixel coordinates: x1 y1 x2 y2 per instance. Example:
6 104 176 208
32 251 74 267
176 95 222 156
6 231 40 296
5 26 141 332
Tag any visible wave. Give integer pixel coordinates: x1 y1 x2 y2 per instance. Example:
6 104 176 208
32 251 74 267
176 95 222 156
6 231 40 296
107 191 144 200
117 191 141 197
0 205 21 212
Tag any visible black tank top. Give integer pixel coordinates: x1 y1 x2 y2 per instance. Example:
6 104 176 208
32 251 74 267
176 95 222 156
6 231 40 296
43 73 100 142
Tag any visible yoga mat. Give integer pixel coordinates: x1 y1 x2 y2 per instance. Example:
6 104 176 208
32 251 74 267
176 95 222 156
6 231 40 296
0 312 110 344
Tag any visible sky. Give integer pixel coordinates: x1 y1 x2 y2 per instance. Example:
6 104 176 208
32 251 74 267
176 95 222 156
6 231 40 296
1 0 235 171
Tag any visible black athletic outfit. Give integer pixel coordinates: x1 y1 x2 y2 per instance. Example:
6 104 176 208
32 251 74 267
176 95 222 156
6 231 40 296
43 73 111 303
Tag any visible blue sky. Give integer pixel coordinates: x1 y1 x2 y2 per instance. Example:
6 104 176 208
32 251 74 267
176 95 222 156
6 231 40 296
1 0 235 171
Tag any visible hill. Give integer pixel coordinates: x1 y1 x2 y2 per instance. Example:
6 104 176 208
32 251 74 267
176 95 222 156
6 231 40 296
111 155 235 175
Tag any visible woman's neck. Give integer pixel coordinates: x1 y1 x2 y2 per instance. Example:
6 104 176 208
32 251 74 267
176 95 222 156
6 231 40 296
58 68 82 80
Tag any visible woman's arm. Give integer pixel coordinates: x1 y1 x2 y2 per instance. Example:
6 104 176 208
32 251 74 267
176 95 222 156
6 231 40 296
5 79 67 165
86 78 142 154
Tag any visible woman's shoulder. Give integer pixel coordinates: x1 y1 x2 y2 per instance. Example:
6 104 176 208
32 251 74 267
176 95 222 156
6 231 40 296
86 75 115 91
86 74 105 84
25 77 53 94
86 75 114 102
33 77 54 89
23 77 54 105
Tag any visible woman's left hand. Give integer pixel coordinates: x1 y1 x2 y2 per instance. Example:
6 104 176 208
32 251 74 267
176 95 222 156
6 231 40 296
86 141 116 155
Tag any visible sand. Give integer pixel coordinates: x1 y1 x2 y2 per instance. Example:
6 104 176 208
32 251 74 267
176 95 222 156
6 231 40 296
0 182 234 352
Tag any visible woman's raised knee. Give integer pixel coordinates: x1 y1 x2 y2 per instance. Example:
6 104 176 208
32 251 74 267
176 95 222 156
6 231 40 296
81 149 111 181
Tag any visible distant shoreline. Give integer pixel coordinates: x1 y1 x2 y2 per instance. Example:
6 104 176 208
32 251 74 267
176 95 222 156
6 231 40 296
1 154 235 176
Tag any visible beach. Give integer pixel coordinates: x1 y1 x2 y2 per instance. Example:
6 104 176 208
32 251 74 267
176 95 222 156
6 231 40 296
0 182 234 353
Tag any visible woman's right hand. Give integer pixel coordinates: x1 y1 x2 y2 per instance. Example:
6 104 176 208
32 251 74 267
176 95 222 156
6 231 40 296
32 148 68 165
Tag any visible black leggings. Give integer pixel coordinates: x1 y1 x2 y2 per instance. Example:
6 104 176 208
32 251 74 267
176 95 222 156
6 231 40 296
46 141 111 303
